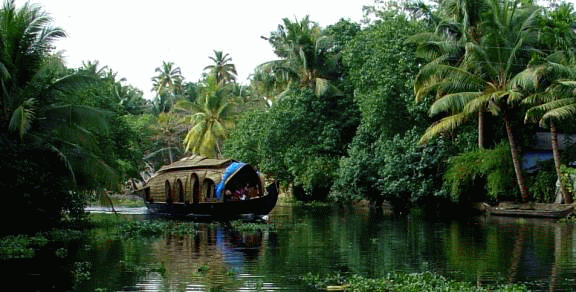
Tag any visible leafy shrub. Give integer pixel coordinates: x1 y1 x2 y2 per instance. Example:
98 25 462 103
334 129 457 213
0 229 81 260
444 142 518 202
375 130 456 210
561 165 576 195
527 169 557 202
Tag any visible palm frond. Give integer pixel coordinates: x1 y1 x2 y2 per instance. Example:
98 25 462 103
430 91 481 115
506 90 523 105
419 112 469 144
522 92 549 106
9 97 36 139
541 103 576 127
463 92 493 114
45 104 111 135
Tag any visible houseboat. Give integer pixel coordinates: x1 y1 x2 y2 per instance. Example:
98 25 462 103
139 155 278 218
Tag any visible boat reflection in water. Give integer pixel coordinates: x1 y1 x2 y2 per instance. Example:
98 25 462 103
133 222 284 291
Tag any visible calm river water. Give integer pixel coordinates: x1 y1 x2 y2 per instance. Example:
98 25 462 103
9 203 576 291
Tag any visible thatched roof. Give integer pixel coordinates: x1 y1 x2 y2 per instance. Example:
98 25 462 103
158 155 234 174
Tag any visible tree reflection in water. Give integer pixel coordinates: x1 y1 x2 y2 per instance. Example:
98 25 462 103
8 205 576 291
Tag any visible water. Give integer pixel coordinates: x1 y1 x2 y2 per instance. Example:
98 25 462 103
8 203 576 291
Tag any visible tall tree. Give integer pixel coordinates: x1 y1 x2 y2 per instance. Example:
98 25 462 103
0 0 121 191
516 2 576 203
0 1 138 230
149 112 186 164
175 76 236 158
414 0 541 201
523 74 576 203
259 15 340 95
203 50 237 84
151 61 183 111
0 0 66 130
411 0 490 148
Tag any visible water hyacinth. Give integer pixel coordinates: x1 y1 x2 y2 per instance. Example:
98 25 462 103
229 220 276 232
117 221 199 239
300 272 528 292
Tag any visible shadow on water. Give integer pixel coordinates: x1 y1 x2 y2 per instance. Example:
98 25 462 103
5 204 576 291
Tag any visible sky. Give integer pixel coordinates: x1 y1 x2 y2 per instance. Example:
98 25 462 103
27 0 371 99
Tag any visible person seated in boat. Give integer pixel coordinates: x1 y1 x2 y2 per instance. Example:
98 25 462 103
224 182 259 201
224 189 234 201
224 184 247 201
247 185 258 198
235 184 248 200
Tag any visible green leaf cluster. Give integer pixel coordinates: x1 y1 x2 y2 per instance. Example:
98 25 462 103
224 87 359 200
444 142 518 201
332 13 455 208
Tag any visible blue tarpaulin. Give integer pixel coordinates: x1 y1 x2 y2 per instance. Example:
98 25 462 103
215 162 246 199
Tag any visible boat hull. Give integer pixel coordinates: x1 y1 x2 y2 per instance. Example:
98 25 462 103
484 202 574 219
145 181 278 218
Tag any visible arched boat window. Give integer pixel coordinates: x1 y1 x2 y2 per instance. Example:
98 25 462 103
176 179 184 202
203 179 214 201
165 181 172 203
190 174 200 203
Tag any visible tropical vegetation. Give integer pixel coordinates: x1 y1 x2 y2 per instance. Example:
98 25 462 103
5 0 576 237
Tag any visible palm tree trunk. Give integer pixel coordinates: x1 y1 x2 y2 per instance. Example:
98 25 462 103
215 140 223 159
478 111 484 149
503 113 528 202
550 122 570 203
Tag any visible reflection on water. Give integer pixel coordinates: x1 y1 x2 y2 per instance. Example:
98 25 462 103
6 203 576 291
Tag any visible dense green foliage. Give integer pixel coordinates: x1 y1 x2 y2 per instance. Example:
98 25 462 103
6 0 576 236
0 1 150 234
225 3 576 209
342 12 429 139
224 88 359 200
331 12 459 209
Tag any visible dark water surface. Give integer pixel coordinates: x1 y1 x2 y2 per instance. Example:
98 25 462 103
8 203 576 291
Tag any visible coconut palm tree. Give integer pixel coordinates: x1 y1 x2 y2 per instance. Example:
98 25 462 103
149 112 186 164
203 50 237 84
411 0 491 148
512 3 576 203
414 0 541 201
151 61 183 110
526 84 576 203
0 0 123 192
258 15 340 96
0 0 66 130
174 76 236 158
517 60 576 203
